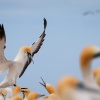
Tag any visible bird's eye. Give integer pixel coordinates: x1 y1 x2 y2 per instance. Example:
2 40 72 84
27 52 31 56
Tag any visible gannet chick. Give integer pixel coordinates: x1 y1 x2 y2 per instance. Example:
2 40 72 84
27 92 45 100
39 77 56 94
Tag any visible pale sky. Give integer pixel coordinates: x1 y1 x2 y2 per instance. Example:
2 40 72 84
0 0 100 98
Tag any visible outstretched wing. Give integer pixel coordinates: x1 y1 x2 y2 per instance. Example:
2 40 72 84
19 18 47 78
0 24 7 63
19 31 46 78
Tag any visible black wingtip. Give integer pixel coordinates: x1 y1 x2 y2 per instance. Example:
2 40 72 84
1 24 4 30
0 24 6 42
44 18 47 30
13 84 17 87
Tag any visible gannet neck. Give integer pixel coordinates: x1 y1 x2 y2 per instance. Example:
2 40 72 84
81 64 93 82
24 89 30 98
46 84 56 94
14 50 25 63
5 87 13 98
13 86 21 97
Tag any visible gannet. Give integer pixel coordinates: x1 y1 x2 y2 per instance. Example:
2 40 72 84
3 87 13 100
39 77 56 94
48 93 58 100
56 76 100 100
0 18 47 88
12 85 25 100
21 87 45 100
39 77 58 100
21 88 30 100
93 67 100 86
27 92 45 100
0 89 6 100
80 45 100 88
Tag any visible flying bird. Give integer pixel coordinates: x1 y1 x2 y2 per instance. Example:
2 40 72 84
82 9 100 16
0 18 47 88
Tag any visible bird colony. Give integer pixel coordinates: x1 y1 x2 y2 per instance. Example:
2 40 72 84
0 19 100 100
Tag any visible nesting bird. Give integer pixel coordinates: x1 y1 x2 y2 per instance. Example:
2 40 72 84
93 67 100 86
80 45 100 87
0 18 47 88
27 92 45 100
39 77 56 94
56 76 100 100
39 77 58 100
21 88 31 100
12 85 22 98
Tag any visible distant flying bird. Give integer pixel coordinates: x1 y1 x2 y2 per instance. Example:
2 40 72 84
83 11 95 16
0 18 47 88
82 9 100 16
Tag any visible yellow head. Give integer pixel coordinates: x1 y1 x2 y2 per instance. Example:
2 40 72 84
39 77 56 94
43 96 48 100
21 88 30 97
80 45 100 68
48 93 58 100
13 96 23 100
27 92 40 100
93 67 100 86
1 89 7 96
20 46 32 54
13 86 21 96
46 84 56 94
56 76 79 98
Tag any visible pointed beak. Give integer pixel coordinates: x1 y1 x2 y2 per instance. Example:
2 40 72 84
39 77 46 88
93 52 100 58
38 94 45 98
27 52 34 64
2 94 6 100
21 88 28 92
21 92 25 99
77 82 100 93
13 84 17 87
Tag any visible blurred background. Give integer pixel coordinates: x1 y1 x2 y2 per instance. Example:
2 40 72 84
0 0 100 99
